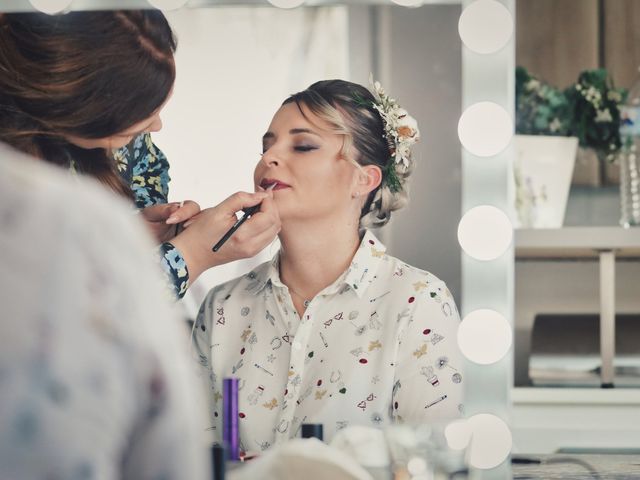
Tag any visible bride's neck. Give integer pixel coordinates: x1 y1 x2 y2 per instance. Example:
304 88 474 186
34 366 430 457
278 218 361 300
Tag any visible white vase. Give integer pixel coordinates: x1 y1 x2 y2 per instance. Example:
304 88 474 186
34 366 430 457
514 135 579 228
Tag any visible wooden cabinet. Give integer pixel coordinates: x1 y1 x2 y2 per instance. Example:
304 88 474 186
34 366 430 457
516 0 640 89
604 0 640 89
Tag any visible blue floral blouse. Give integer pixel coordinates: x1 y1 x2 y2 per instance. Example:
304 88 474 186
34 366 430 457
113 134 189 299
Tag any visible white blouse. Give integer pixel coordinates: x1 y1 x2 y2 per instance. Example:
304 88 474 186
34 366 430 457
193 230 464 452
0 145 209 480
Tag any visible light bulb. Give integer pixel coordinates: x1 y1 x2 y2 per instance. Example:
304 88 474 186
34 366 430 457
444 419 472 451
147 0 189 11
458 205 512 261
458 309 512 364
268 0 305 8
458 101 513 157
458 0 513 54
407 457 428 475
29 0 72 14
391 0 423 7
467 414 512 469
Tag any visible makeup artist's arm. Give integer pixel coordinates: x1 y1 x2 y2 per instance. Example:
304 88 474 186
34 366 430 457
169 191 281 285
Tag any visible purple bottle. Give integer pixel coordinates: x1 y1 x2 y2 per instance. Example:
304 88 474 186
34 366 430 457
223 377 240 461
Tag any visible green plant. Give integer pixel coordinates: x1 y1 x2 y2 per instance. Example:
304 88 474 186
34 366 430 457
515 66 571 136
516 67 628 162
565 69 627 161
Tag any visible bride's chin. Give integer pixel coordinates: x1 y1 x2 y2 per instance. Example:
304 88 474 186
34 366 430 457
278 208 312 224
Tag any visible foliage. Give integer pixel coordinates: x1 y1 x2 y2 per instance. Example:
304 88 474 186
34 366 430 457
515 66 571 136
565 69 627 161
516 67 627 161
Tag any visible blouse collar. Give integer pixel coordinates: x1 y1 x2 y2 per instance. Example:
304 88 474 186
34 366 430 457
245 230 387 299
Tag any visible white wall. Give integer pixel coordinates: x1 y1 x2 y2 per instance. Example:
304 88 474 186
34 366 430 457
154 5 464 314
154 7 350 312
377 5 463 299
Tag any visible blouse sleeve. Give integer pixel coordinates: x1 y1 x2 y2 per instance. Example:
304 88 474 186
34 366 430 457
392 280 464 423
191 291 218 432
159 242 190 300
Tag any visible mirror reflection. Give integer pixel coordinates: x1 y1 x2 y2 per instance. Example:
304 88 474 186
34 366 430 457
3 0 639 478
512 0 640 462
1 2 475 479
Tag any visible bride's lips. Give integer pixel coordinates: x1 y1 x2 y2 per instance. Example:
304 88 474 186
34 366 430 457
260 178 291 191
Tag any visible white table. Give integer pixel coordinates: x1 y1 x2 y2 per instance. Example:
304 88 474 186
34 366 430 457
516 227 640 387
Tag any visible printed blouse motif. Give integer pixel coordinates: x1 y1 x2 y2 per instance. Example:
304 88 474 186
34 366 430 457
113 134 189 299
0 146 208 480
193 230 464 452
113 133 171 209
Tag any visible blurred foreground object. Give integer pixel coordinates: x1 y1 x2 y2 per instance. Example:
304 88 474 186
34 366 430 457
0 142 210 480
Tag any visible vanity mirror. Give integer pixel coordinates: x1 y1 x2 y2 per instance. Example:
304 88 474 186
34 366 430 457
1 0 514 477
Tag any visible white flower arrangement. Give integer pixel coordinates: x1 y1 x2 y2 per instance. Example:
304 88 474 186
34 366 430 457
368 75 420 192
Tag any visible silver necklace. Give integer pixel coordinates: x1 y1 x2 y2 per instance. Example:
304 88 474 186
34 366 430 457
288 287 311 308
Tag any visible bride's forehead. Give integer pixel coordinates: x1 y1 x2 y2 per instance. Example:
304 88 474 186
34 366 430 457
270 102 334 132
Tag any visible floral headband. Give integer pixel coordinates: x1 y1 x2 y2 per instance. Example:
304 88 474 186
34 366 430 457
367 75 420 192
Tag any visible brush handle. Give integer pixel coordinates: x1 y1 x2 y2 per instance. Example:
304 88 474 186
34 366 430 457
212 203 261 252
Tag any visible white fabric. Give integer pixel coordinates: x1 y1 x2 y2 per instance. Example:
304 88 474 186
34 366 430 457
193 230 464 452
330 426 390 469
0 144 209 480
227 438 374 480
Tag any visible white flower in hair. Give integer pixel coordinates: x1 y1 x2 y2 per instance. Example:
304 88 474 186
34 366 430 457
368 75 420 171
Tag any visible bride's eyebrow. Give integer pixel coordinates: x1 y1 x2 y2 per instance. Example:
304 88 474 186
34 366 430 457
290 128 321 138
262 129 321 141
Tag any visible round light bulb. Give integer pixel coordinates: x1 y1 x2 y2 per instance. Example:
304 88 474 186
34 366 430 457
458 101 512 157
458 206 512 261
391 0 424 7
458 309 512 364
268 0 305 8
147 0 189 11
29 0 72 14
444 419 472 451
467 414 512 469
407 457 428 475
458 0 513 54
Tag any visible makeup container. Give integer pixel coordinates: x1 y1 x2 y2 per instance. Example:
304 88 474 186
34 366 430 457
301 423 324 441
223 377 240 461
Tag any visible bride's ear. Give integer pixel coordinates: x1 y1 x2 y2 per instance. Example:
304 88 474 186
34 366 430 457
354 165 382 197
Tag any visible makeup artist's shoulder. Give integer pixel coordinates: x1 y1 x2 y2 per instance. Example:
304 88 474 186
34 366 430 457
203 259 274 305
0 143 146 244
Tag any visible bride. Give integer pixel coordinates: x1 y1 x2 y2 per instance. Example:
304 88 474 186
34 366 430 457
193 78 463 452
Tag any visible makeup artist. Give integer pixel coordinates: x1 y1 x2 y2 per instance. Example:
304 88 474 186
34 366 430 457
0 10 280 299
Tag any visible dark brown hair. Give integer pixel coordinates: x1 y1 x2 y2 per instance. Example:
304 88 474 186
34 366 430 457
0 10 177 197
285 80 414 228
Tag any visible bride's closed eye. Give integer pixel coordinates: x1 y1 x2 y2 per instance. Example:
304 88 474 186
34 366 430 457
294 145 318 152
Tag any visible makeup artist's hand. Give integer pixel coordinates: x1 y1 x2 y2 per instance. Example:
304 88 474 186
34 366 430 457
140 201 200 243
169 191 280 283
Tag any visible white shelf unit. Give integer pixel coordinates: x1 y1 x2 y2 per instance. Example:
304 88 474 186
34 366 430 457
515 227 640 387
513 228 640 453
512 387 640 454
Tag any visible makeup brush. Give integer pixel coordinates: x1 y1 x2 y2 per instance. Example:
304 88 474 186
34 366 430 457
212 183 276 252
